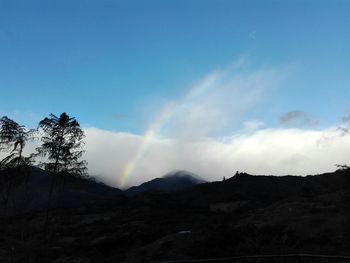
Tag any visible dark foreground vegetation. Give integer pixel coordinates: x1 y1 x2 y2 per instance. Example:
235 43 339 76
1 168 350 262
1 113 350 262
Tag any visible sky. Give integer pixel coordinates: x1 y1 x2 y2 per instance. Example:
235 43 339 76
1 0 350 188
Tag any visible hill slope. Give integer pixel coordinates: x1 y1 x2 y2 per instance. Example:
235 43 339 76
1 169 350 262
0 166 123 215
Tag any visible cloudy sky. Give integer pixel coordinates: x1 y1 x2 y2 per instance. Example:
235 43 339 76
1 1 350 188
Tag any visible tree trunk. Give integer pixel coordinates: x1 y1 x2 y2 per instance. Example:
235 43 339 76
44 135 63 240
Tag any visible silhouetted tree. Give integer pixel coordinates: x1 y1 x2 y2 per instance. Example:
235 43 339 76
37 112 87 236
0 116 35 213
0 116 35 161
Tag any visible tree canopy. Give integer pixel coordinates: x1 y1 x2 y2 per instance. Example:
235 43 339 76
37 112 87 177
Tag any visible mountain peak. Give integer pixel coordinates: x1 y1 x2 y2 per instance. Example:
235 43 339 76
125 170 206 196
163 170 206 183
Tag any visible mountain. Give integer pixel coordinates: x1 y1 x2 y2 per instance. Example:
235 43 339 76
125 170 206 196
0 166 124 215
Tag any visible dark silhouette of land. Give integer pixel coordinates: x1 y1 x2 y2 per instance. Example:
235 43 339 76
1 167 350 262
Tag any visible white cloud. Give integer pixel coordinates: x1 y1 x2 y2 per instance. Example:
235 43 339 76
82 127 350 188
2 126 350 189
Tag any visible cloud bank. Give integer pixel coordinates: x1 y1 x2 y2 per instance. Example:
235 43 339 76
84 127 350 188
2 126 350 189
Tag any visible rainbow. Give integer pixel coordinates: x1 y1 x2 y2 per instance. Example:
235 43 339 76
118 72 218 188
118 103 175 188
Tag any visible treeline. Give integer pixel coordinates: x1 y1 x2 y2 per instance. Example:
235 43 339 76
0 112 87 216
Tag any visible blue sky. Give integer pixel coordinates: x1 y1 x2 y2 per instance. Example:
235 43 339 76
1 0 350 132
1 1 350 186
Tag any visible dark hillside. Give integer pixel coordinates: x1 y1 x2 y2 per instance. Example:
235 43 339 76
1 170 350 262
177 170 350 206
0 166 123 215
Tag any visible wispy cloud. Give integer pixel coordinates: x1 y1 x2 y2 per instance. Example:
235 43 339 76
159 59 288 138
279 111 319 128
